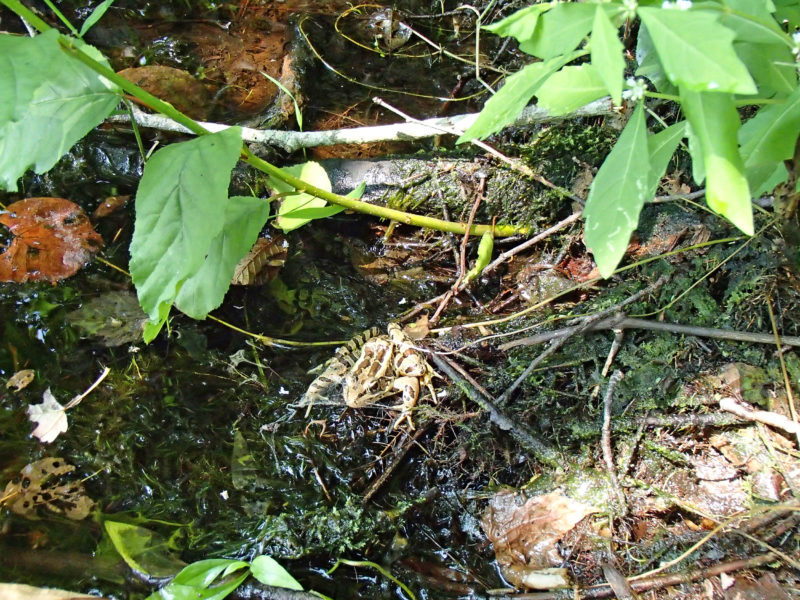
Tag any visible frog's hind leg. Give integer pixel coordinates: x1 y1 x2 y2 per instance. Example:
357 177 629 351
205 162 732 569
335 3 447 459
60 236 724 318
390 376 419 430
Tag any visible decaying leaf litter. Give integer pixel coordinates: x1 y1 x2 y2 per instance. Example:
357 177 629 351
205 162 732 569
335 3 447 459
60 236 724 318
1 0 799 598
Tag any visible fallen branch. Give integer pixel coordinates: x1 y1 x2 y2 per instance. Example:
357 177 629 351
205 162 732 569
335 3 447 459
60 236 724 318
719 396 800 436
499 316 800 351
107 98 617 153
430 353 561 467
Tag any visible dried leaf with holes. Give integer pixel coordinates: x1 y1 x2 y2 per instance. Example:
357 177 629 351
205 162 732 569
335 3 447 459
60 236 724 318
1 457 94 520
6 369 35 392
0 197 103 282
231 235 288 286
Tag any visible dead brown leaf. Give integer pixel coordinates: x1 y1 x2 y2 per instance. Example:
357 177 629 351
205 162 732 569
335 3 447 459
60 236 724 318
231 235 288 286
482 490 599 589
0 197 103 283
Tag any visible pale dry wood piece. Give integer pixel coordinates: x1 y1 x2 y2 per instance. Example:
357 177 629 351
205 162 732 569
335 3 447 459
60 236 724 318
718 397 800 436
108 99 617 153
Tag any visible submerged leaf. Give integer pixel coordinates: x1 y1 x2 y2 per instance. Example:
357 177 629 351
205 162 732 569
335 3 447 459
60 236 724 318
0 197 103 282
27 389 68 443
250 555 303 590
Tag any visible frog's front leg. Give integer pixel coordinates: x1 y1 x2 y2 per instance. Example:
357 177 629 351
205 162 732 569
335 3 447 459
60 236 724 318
390 375 419 430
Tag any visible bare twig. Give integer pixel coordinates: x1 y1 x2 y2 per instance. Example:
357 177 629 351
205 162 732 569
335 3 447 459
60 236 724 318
601 371 627 515
499 316 800 351
430 353 561 467
431 176 486 324
108 99 616 153
373 97 585 203
719 397 800 437
495 276 669 406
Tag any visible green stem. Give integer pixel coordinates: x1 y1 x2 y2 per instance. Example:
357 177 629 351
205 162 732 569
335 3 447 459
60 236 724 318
241 148 525 237
3 0 528 238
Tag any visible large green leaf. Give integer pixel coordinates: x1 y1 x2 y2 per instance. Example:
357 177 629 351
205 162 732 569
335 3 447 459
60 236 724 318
483 3 553 47
104 521 186 578
680 89 753 234
175 196 270 319
720 0 785 44
685 121 706 185
584 103 651 278
250 556 303 590
129 127 243 341
523 2 596 59
775 0 800 29
147 559 250 600
272 161 338 232
635 25 676 94
0 29 120 191
536 64 608 116
739 83 800 166
734 42 796 97
458 53 578 142
590 5 624 105
637 7 757 94
647 121 687 197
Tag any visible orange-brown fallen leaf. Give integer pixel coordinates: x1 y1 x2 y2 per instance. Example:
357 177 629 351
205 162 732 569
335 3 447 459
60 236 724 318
0 197 103 283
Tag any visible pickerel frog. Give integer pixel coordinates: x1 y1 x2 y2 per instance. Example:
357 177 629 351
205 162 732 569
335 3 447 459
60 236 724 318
302 324 437 430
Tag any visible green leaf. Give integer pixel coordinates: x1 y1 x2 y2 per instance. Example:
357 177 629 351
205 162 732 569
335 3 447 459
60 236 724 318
104 521 186 578
584 103 651 278
129 127 243 340
739 83 800 166
147 559 249 600
536 64 607 116
647 121 687 197
680 88 753 234
0 29 120 191
523 2 596 59
250 556 303 590
457 53 579 142
483 3 553 46
272 161 337 232
79 0 116 37
171 559 249 587
734 42 796 97
635 25 676 94
685 121 706 185
637 7 757 94
590 5 624 105
775 0 800 29
175 196 270 319
720 0 785 44
748 162 788 196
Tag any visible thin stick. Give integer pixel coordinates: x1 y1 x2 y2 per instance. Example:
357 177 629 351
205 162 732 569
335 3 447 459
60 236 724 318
430 353 561 467
767 295 800 447
494 277 668 406
601 371 627 515
373 97 586 203
431 176 486 324
499 316 800 351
